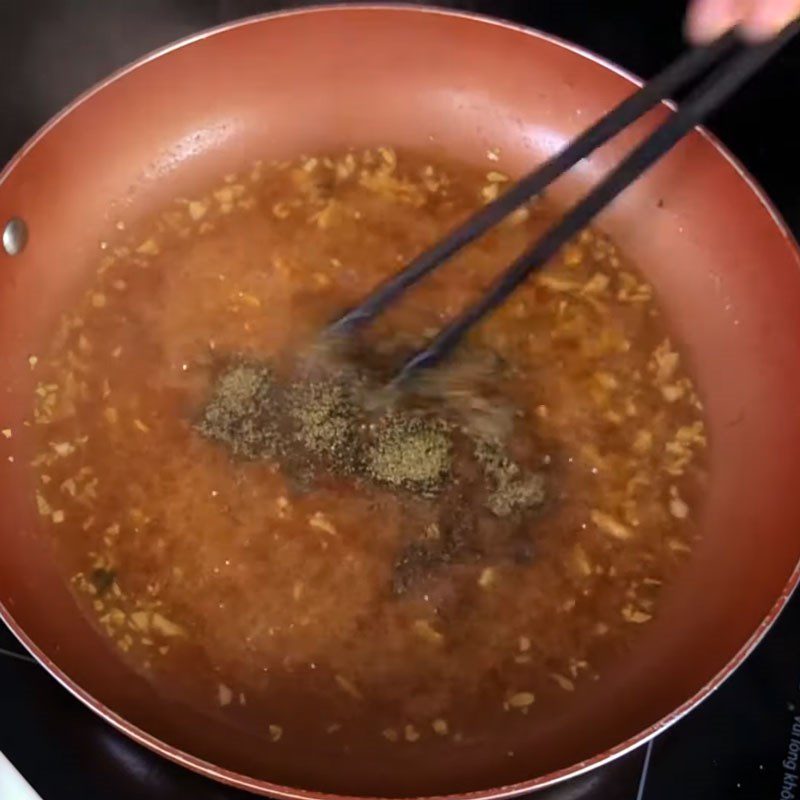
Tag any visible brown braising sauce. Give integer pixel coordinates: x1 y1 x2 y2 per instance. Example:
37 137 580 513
30 148 706 752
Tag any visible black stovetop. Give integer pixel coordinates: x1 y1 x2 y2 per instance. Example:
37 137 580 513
1 2 799 799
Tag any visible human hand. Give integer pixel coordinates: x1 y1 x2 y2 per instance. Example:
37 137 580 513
686 0 800 42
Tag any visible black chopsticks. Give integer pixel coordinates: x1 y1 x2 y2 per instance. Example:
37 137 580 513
325 21 799 385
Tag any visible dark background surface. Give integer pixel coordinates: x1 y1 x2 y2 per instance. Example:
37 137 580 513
1 2 799 799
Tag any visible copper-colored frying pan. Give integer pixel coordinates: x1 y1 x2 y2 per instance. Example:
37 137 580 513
2 5 800 798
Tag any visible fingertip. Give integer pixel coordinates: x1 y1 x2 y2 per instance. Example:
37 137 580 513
685 0 740 43
741 0 799 41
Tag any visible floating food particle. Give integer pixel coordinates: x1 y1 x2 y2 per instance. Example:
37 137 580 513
481 183 500 203
661 384 685 403
130 611 150 632
335 674 362 700
571 544 592 576
478 567 497 589
35 492 52 517
51 510 65 524
378 147 397 168
594 371 619 391
583 272 610 293
651 339 680 384
188 201 208 221
538 275 581 292
135 239 160 256
508 692 535 708
550 673 575 692
309 512 337 536
508 207 530 225
621 605 652 624
272 202 290 219
107 608 125 628
150 613 185 637
238 292 261 308
432 718 449 736
268 724 283 742
214 186 236 205
382 728 399 742
218 684 233 707
633 430 653 455
412 619 444 645
669 486 689 519
404 724 420 743
667 538 691 554
590 510 632 540
487 171 509 183
91 293 107 308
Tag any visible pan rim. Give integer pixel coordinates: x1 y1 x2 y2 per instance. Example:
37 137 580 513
1 4 799 799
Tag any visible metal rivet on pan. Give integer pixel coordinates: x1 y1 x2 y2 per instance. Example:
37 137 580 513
3 217 28 256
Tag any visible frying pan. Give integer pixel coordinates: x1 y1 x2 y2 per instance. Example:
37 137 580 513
1 5 800 798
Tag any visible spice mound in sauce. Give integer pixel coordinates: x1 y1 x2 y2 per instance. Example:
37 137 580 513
197 347 550 593
476 438 547 518
198 348 546 501
28 146 707 755
196 361 281 459
366 413 453 495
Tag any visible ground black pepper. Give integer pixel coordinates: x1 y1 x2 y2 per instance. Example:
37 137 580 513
366 415 451 496
197 354 546 518
288 375 362 474
89 567 116 596
475 438 547 517
196 361 282 459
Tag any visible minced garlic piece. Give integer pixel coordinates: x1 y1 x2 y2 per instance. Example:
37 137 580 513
218 683 233 706
508 691 535 708
413 619 444 645
550 673 575 692
404 724 420 742
590 510 632 540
